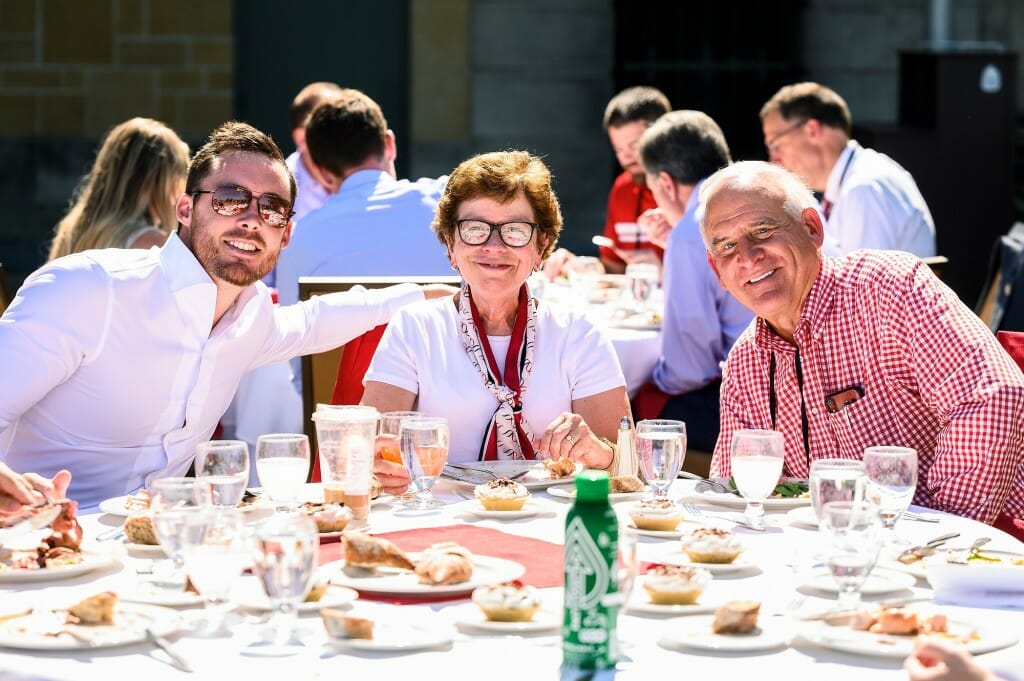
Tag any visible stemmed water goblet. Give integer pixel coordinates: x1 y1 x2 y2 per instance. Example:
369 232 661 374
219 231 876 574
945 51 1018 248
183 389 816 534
249 512 319 655
819 500 883 612
809 458 867 523
148 477 212 587
730 429 784 529
625 262 659 313
255 433 311 511
399 416 450 509
862 446 918 546
179 508 250 635
635 419 687 498
195 440 250 508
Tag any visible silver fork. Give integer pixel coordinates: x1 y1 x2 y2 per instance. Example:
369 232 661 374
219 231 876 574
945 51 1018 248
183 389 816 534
901 511 940 523
680 502 765 531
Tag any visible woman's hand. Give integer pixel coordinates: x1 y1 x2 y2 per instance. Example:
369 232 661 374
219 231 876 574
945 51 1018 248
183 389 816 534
541 248 576 281
0 463 71 516
903 638 1001 681
534 412 613 471
373 456 411 496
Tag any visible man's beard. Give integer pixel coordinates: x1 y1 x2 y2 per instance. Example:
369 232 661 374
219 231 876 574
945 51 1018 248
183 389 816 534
186 214 277 287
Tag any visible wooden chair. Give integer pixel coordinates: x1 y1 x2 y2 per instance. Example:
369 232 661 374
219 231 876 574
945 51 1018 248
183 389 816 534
0 263 12 315
298 275 460 463
922 255 949 280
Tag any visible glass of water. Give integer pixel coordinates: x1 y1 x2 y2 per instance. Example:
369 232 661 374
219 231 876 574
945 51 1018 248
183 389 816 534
809 458 867 523
180 508 250 635
862 446 918 544
820 500 883 612
256 434 311 511
635 419 687 498
250 512 319 655
399 416 450 509
195 440 250 508
730 429 784 529
625 262 659 312
149 477 212 586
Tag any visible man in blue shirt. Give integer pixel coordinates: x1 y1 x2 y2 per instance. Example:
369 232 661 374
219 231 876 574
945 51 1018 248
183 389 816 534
634 110 753 452
275 89 452 308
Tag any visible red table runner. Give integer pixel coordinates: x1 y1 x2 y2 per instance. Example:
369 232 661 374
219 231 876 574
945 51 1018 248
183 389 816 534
318 524 564 602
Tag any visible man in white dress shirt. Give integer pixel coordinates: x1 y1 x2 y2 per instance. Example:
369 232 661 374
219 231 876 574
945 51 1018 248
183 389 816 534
0 121 446 508
274 89 452 309
760 82 936 257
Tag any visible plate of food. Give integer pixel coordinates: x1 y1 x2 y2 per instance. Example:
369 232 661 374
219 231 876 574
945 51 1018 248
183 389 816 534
798 566 917 596
118 581 205 608
444 460 581 491
547 475 648 503
0 593 181 650
446 602 560 634
655 552 757 575
0 550 118 584
606 311 662 331
625 569 721 616
235 579 358 613
658 601 790 652
454 498 556 520
324 619 453 652
98 489 265 517
695 477 811 510
325 533 524 598
798 606 1018 658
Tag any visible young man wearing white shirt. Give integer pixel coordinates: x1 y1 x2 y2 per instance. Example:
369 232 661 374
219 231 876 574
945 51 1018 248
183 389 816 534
0 121 447 509
760 82 936 257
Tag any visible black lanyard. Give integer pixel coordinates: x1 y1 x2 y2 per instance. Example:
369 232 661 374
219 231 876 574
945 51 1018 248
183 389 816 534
769 351 811 472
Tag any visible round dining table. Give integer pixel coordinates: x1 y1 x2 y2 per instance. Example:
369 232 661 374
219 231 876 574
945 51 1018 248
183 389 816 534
1 477 1021 681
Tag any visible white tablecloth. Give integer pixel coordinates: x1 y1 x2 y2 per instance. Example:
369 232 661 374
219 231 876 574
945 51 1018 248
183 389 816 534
2 479 1021 680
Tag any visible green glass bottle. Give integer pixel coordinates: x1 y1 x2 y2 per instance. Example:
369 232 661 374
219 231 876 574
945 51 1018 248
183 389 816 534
562 469 618 672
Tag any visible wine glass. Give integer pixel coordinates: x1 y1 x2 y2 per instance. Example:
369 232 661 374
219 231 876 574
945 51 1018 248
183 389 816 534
148 477 212 587
862 446 918 545
180 508 250 635
378 411 421 465
819 500 883 612
625 262 659 313
250 512 319 655
195 440 250 508
730 429 784 529
255 433 311 511
809 458 867 522
635 419 687 498
399 416 450 509
565 255 604 304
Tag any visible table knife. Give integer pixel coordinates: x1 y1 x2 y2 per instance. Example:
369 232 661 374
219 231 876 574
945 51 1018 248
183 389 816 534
146 628 193 673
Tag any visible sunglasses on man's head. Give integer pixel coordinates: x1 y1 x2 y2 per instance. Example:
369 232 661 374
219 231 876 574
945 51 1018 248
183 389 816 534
192 185 294 228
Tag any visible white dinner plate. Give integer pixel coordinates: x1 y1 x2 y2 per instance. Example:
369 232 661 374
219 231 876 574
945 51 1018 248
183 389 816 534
235 580 358 613
325 554 525 598
547 484 647 503
0 603 181 650
444 461 580 491
798 566 917 596
98 492 270 517
653 551 757 575
625 576 721 616
121 539 166 557
786 506 819 528
605 314 661 331
327 622 453 652
118 582 205 608
0 551 118 584
695 488 811 511
453 498 556 520
799 617 1018 658
445 603 561 634
659 615 791 652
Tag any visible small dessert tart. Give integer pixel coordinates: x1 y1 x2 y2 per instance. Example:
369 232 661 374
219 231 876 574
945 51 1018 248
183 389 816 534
474 478 531 511
301 502 352 533
321 607 373 640
305 581 328 603
680 527 743 564
123 513 158 545
641 564 712 605
68 591 117 625
628 498 683 531
609 475 645 493
472 580 542 622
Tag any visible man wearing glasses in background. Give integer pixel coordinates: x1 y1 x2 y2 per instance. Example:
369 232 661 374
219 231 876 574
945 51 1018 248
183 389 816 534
760 82 936 257
0 121 450 509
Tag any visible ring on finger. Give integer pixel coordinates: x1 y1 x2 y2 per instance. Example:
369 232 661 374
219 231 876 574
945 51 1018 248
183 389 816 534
565 434 576 445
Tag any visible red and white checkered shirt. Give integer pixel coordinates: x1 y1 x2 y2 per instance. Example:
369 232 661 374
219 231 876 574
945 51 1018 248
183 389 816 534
711 250 1024 524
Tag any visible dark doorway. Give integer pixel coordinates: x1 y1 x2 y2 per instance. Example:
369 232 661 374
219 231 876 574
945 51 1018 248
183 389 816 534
613 0 807 165
233 0 410 177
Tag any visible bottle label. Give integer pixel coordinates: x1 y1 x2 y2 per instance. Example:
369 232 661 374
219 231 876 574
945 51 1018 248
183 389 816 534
563 514 617 669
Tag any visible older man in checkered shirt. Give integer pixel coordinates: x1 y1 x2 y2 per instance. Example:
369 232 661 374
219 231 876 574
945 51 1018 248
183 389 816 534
699 161 1024 531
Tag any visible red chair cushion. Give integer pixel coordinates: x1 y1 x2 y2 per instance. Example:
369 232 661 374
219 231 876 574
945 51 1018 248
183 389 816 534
997 330 1024 371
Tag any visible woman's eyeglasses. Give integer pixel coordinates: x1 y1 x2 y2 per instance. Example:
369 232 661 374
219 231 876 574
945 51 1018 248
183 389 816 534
192 185 294 228
456 219 536 248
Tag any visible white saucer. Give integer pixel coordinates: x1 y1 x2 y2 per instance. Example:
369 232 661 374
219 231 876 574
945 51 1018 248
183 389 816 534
798 566 917 595
326 623 453 652
659 615 791 652
445 603 560 634
454 498 555 520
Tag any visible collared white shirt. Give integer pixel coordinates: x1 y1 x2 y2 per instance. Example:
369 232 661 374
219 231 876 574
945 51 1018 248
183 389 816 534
0 234 422 508
822 140 936 257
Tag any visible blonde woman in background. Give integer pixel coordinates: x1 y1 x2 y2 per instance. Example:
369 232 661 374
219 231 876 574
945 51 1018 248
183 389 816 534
48 117 190 260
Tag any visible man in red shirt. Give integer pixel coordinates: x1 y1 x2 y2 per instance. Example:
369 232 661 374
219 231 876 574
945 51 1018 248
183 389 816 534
598 86 671 274
700 160 1024 532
